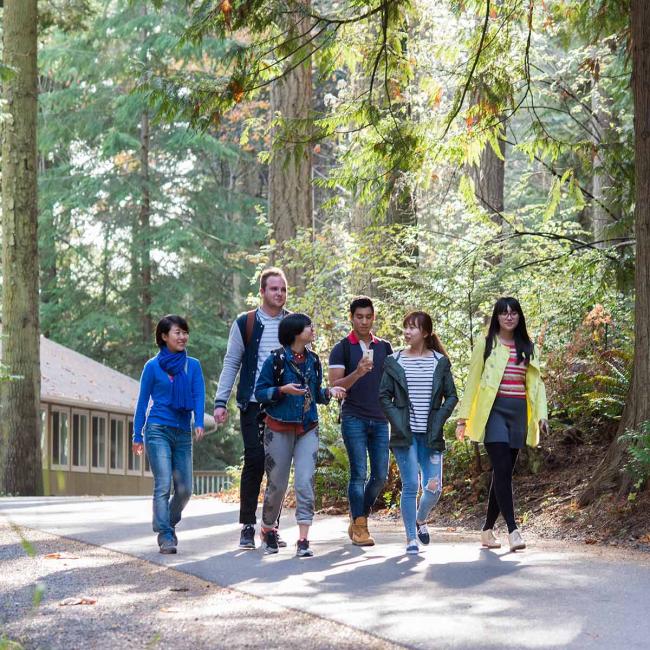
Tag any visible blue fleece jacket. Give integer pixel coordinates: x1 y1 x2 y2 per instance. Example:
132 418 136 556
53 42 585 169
133 356 205 443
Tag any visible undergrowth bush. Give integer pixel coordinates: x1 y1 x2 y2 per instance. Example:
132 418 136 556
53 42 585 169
619 421 650 490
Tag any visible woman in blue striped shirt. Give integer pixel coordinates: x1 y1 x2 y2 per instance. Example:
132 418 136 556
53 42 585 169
379 311 457 554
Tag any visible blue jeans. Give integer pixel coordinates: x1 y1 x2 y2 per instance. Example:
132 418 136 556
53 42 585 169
341 416 389 518
392 434 443 542
144 423 193 544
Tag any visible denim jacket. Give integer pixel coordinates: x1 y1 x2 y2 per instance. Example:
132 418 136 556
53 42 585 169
254 346 330 430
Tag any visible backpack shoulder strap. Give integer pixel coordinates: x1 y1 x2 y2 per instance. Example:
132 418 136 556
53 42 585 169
238 309 257 348
342 337 352 374
311 350 323 380
270 347 286 385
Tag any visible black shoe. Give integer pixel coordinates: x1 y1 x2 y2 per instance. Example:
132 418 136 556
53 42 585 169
295 538 313 558
276 531 287 548
262 529 279 555
159 539 177 555
417 522 430 545
172 529 178 546
239 524 256 549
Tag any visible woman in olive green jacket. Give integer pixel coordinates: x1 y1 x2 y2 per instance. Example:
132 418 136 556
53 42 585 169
456 297 549 552
379 312 458 554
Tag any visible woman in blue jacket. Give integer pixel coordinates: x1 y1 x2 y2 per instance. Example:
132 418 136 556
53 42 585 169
255 313 345 557
132 315 205 554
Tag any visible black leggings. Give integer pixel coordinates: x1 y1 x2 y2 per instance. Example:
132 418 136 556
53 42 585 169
483 443 520 534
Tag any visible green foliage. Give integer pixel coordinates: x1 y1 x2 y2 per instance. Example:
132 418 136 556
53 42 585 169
545 304 633 429
619 421 650 489
314 407 349 509
38 0 267 382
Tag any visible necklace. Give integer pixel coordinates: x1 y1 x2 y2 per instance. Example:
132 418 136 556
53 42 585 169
293 350 306 362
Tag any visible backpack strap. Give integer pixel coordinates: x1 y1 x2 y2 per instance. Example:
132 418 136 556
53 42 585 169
342 337 352 374
244 309 256 347
270 347 286 385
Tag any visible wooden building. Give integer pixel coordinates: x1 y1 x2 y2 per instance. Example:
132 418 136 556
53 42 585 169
40 337 214 496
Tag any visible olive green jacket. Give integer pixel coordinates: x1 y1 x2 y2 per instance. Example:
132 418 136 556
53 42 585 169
379 351 458 452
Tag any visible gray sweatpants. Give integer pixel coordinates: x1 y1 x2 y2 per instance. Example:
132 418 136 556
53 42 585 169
262 426 319 527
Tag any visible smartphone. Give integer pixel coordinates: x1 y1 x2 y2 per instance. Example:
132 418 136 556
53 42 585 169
363 349 374 362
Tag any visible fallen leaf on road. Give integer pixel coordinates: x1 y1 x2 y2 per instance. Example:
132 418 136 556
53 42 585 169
638 533 650 544
169 587 189 592
160 606 181 613
585 538 597 545
45 552 79 560
59 596 97 606
446 527 456 532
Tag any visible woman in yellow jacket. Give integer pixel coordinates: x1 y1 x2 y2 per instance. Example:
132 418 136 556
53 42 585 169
456 297 548 551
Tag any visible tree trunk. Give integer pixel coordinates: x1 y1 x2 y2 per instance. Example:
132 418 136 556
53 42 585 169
579 0 650 505
138 108 153 352
1 0 43 495
468 136 505 219
590 56 613 248
268 0 313 287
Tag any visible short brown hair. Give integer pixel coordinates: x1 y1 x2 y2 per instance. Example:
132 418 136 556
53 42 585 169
260 267 287 290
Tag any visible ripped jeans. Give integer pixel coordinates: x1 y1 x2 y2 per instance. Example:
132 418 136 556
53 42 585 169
392 433 443 542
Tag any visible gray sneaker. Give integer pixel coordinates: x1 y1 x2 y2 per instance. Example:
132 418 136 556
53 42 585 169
159 539 177 555
295 538 313 558
239 524 256 549
262 529 279 555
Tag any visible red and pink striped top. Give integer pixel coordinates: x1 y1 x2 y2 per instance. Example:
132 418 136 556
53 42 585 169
497 341 526 399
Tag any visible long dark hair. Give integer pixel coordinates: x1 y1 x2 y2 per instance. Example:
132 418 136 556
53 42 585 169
403 311 448 356
484 297 534 364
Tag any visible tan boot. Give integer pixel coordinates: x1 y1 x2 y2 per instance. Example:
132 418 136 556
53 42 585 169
351 516 375 546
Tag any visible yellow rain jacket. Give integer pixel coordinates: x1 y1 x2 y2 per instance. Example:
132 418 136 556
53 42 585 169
457 336 548 447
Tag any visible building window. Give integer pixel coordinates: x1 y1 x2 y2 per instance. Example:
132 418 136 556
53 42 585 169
127 419 141 474
109 417 125 473
72 412 89 470
51 410 69 468
40 408 48 469
91 414 107 471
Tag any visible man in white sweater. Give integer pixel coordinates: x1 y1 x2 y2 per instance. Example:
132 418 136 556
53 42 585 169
213 268 290 549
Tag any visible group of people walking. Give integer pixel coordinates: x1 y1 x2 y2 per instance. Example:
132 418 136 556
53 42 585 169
133 267 548 557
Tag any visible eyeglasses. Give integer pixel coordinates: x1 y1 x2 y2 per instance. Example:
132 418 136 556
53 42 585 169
498 312 519 320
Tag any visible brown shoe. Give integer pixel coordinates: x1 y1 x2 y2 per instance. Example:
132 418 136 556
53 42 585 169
347 517 353 541
351 516 375 546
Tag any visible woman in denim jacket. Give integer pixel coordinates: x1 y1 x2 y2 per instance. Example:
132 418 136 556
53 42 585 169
255 313 345 557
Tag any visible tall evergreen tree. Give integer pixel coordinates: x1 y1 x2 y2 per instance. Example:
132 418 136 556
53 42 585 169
1 0 43 495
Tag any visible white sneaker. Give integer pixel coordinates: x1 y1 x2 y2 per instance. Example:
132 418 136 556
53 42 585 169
508 529 526 551
481 529 501 549
405 539 420 554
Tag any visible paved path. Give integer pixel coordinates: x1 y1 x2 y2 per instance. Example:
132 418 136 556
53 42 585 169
1 496 649 649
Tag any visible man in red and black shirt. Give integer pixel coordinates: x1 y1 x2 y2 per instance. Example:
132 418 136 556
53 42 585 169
328 296 393 545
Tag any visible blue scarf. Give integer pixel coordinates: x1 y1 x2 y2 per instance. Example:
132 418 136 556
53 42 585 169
157 347 193 412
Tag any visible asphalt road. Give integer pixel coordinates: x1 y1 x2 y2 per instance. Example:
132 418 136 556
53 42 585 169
1 496 648 649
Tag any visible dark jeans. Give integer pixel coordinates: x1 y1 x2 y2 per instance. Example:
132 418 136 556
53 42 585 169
483 442 520 534
239 403 265 525
144 423 193 544
341 415 389 519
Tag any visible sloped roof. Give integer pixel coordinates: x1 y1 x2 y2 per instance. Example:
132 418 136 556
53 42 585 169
40 337 215 428
40 336 140 413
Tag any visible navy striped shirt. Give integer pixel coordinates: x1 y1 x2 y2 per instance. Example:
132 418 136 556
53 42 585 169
397 352 440 434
